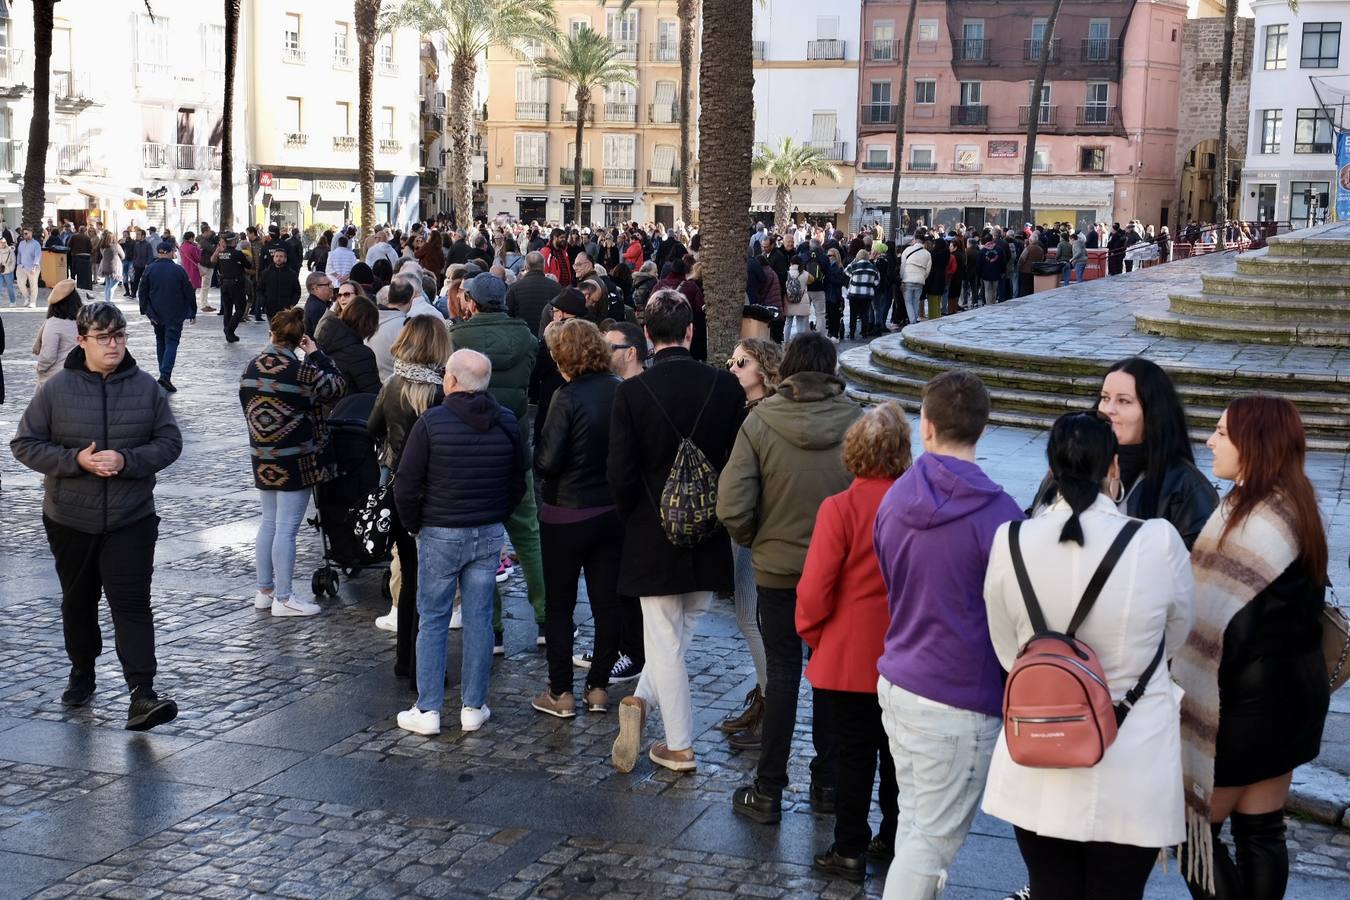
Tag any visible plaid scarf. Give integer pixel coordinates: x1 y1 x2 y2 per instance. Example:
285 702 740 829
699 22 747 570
1174 496 1299 893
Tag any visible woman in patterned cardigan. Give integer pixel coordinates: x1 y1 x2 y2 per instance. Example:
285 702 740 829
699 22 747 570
240 307 347 618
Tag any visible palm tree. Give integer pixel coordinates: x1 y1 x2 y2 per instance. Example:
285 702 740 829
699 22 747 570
356 0 383 232
20 0 57 232
534 27 636 226
886 0 918 246
697 0 753 363
1215 0 1237 249
1021 0 1064 226
382 0 556 230
752 138 840 234
219 0 241 230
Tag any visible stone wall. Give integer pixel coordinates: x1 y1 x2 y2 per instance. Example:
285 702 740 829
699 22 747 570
1174 16 1255 220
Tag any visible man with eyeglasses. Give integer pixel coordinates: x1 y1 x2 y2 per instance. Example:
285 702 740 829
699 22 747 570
302 271 335 338
11 302 183 731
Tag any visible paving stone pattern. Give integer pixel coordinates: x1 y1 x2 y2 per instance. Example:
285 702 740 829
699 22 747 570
0 298 1346 897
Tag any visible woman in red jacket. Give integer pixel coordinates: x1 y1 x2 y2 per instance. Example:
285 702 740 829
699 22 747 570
797 402 912 883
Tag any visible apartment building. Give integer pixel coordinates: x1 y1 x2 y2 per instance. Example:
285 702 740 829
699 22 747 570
854 0 1187 234
418 39 489 223
1240 0 1346 225
245 2 422 231
751 1 859 228
481 0 688 227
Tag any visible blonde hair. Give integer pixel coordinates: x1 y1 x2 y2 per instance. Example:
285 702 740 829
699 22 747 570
842 402 913 479
391 316 450 416
735 338 783 393
545 318 611 380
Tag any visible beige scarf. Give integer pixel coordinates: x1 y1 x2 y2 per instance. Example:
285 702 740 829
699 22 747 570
1174 496 1299 893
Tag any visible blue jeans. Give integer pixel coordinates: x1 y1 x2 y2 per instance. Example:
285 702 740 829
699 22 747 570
103 274 118 302
871 295 891 330
902 282 924 324
0 271 14 305
256 488 311 600
121 258 133 292
1074 262 1086 283
878 676 1000 900
416 523 504 714
152 321 183 380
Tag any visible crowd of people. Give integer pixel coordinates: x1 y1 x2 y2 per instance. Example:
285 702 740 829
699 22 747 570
0 210 1338 900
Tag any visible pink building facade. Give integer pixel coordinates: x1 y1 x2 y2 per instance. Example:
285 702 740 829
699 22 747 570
854 0 1186 234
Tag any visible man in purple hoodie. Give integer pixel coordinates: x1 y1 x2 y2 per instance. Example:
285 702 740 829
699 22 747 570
872 371 1023 899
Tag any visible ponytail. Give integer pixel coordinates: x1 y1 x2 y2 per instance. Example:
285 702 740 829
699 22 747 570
1046 412 1118 547
1056 475 1100 546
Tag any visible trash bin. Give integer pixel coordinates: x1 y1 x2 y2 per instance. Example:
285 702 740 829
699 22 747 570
1030 261 1063 295
40 249 67 290
741 304 776 341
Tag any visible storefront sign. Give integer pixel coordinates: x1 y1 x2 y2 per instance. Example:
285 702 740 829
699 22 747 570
987 141 1018 158
259 172 274 188
1337 133 1350 222
373 182 392 202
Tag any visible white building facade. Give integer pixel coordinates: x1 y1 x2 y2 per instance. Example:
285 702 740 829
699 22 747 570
751 1 859 227
1240 0 1345 225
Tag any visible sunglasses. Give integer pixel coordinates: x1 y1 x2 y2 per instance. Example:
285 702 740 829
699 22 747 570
338 290 357 298
609 342 633 352
726 357 750 369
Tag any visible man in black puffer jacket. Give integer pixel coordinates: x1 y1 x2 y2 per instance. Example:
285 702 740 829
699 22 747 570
10 302 182 731
393 348 526 738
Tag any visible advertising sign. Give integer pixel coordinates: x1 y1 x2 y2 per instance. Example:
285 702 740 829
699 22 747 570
1337 132 1350 223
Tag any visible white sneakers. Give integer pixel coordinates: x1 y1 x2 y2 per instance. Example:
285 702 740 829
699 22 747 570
449 605 462 630
397 707 440 736
271 596 321 617
460 705 491 732
375 606 397 632
254 591 273 610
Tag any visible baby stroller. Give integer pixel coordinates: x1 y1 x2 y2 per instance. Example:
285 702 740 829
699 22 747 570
308 392 394 598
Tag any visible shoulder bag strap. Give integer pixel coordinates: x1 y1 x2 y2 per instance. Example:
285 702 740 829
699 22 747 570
1065 519 1143 636
1007 521 1050 635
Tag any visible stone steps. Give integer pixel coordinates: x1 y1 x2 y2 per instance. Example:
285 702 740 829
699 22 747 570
1265 224 1350 259
1168 292 1350 324
1236 248 1350 279
1202 272 1350 302
1135 309 1350 348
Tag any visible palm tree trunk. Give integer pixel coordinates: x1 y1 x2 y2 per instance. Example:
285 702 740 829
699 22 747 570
698 0 752 363
355 0 382 233
887 0 918 246
573 88 588 226
1216 0 1236 249
1022 0 1063 226
774 184 790 235
220 0 241 230
678 0 696 224
448 54 476 229
21 0 56 233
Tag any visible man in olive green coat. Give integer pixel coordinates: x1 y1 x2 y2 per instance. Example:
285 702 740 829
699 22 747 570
448 273 545 647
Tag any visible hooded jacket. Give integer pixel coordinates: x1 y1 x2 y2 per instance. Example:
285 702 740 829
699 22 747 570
447 311 537 419
11 348 182 534
314 312 382 396
873 452 1024 717
717 371 862 588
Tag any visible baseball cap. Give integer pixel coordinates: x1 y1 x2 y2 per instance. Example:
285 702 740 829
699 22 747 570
156 237 177 253
464 272 507 309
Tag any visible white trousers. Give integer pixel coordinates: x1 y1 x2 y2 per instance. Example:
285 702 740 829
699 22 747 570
198 264 213 309
633 591 712 752
17 267 39 304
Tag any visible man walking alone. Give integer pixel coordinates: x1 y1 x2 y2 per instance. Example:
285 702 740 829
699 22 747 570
137 238 197 393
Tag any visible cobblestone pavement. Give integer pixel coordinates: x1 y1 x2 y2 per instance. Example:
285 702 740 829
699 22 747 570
0 296 1346 898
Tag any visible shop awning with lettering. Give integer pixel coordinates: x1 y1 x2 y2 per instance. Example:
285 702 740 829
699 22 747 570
750 186 852 214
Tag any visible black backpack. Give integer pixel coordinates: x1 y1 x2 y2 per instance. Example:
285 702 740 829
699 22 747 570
637 376 721 547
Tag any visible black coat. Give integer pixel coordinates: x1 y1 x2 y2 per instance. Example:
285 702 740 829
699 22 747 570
259 264 300 317
1215 561 1329 786
506 271 561 338
607 347 745 596
1124 460 1218 551
314 314 381 396
535 371 621 508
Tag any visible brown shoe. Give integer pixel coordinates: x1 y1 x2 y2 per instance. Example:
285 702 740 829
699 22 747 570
649 740 697 773
719 686 764 734
612 695 646 773
584 686 608 713
531 689 576 718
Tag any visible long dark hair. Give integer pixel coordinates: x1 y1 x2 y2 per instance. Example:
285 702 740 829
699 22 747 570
1105 357 1194 518
1048 412 1118 545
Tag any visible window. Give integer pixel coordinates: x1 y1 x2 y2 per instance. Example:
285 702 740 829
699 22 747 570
870 80 892 104
378 35 393 67
570 18 590 38
566 141 591 166
514 67 546 102
515 132 547 181
867 145 891 166
873 20 895 42
1033 147 1051 172
1086 19 1110 60
1300 23 1340 68
334 22 350 60
286 97 302 132
603 134 636 169
380 106 394 141
606 9 638 54
283 13 300 53
959 81 981 105
1080 147 1105 172
652 144 676 177
336 101 351 136
1290 181 1330 222
954 145 979 171
914 79 936 104
609 83 636 105
203 24 225 72
910 146 934 169
136 12 171 68
1084 81 1109 122
816 16 840 40
519 37 544 60
962 20 984 41
917 19 939 43
656 20 678 60
1259 110 1281 153
1294 107 1333 153
1264 24 1287 69
1029 81 1051 105
652 80 677 122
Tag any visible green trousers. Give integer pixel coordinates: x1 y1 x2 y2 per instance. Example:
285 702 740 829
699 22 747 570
492 468 546 632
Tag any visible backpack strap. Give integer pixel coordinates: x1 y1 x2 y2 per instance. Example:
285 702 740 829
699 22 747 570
1065 519 1143 637
1007 521 1049 635
1115 635 1165 726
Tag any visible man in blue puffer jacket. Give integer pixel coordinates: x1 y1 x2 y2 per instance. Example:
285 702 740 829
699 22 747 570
137 237 196 392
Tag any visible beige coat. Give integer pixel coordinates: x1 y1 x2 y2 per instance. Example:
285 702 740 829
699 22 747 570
34 317 80 386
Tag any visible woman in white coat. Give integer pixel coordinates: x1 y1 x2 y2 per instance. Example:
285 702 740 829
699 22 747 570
982 412 1194 900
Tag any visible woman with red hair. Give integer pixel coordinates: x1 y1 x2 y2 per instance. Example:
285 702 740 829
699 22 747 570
1176 395 1330 900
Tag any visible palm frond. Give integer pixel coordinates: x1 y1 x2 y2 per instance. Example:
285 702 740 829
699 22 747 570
534 25 638 93
381 0 556 59
751 137 840 183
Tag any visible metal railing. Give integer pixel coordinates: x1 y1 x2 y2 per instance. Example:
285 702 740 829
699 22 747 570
333 135 357 152
953 38 989 62
807 39 845 60
953 157 981 172
134 61 171 87
860 159 894 171
604 167 636 187
0 48 25 85
379 60 400 76
649 102 679 124
142 142 169 168
907 159 938 171
752 41 765 61
332 51 353 70
1019 105 1058 126
560 167 594 185
52 72 97 104
174 144 221 170
515 101 548 121
52 143 91 174
1076 105 1118 127
611 40 638 61
282 47 306 64
807 140 848 161
604 102 637 123
379 138 402 154
285 132 310 147
861 103 897 126
648 168 680 188
1081 38 1114 63
562 104 595 123
951 105 988 126
1023 39 1061 63
0 138 23 173
651 43 678 63
515 166 547 185
865 40 898 64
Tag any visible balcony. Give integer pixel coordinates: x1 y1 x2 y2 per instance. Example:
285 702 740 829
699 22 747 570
142 142 169 169
380 60 400 76
1018 105 1058 127
52 72 97 107
134 61 171 88
1076 105 1119 129
611 40 638 61
515 166 547 185
174 144 221 170
651 43 678 63
752 41 765 61
604 167 636 187
52 143 92 175
562 104 595 124
807 140 848 161
865 40 898 64
806 39 845 61
649 102 679 124
1023 39 1061 63
1080 39 1115 64
0 48 25 89
953 157 981 173
333 51 353 70
333 135 357 152
648 168 681 188
379 138 403 154
285 132 310 147
950 104 988 127
604 102 637 123
907 159 938 171
560 167 594 186
0 138 23 174
861 103 897 126
953 38 989 63
515 101 549 121
860 159 894 171
282 47 306 65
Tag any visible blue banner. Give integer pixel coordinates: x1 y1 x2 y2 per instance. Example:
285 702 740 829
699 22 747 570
1338 132 1350 223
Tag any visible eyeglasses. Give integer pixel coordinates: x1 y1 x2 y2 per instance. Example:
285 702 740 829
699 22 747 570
86 330 128 347
609 343 633 352
726 357 749 369
338 290 357 298
316 281 332 289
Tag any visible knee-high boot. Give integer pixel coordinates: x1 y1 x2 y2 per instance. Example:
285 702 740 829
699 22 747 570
1232 810 1288 900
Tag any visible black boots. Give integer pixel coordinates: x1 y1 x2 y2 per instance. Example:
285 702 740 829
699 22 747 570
813 844 866 883
1189 811 1288 900
126 686 178 731
61 670 95 707
732 780 782 825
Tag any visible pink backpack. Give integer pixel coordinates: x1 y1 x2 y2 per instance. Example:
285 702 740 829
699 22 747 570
1002 519 1163 768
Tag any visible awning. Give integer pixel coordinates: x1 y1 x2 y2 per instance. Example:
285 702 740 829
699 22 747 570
59 178 145 205
51 191 90 209
749 186 852 214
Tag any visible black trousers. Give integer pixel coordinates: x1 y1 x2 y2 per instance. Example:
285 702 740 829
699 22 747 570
43 514 159 691
1015 827 1158 900
220 281 248 338
72 254 92 290
130 265 146 297
847 296 870 338
816 688 898 857
391 510 419 688
541 511 622 693
756 584 802 796
619 593 644 667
